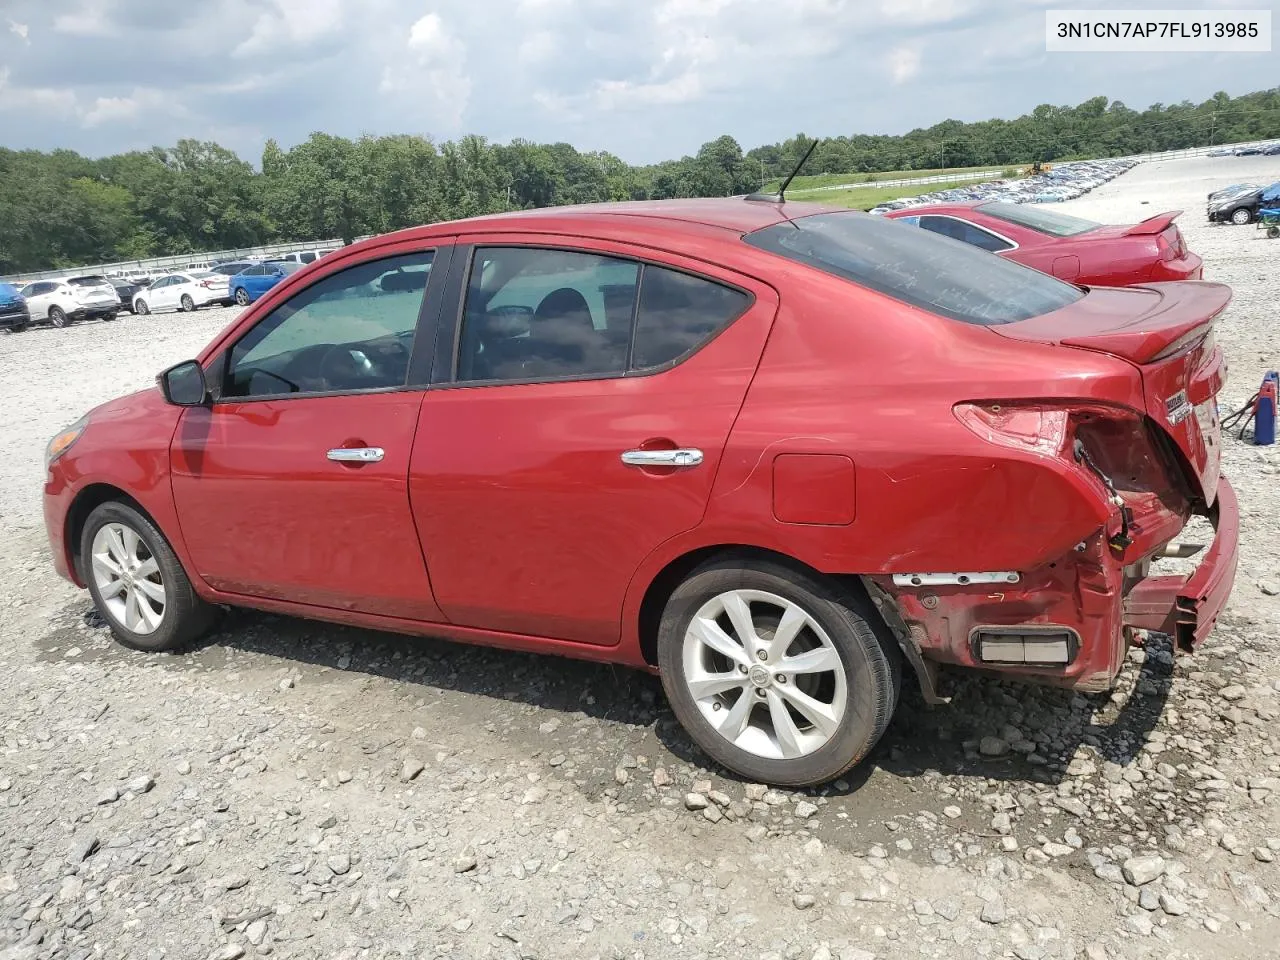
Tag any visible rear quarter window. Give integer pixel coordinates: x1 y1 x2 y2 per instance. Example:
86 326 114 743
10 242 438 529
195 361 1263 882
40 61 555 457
744 211 1083 325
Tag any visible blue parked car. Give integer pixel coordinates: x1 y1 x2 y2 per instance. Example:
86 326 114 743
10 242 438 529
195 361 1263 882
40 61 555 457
228 260 303 305
0 281 31 333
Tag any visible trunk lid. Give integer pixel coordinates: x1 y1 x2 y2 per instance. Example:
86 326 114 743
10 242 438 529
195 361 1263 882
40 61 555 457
995 282 1230 503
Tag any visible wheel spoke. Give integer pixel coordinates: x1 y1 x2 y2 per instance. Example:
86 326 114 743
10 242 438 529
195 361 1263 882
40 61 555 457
133 591 158 632
766 690 804 759
687 671 747 701
106 527 129 565
134 557 159 579
780 645 841 676
720 592 759 650
92 552 122 579
123 588 141 631
715 690 756 741
120 526 142 562
99 577 126 599
762 603 809 661
775 683 840 737
690 616 750 667
136 578 165 604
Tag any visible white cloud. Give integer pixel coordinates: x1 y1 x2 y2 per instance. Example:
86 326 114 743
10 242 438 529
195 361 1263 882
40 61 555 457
232 0 348 58
52 0 115 37
0 67 79 116
379 12 471 130
887 45 922 83
7 19 29 43
878 0 971 24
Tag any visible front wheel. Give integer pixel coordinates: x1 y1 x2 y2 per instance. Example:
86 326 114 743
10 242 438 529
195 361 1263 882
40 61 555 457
49 306 67 328
135 299 150 315
1230 207 1253 225
234 288 250 306
81 501 216 652
657 558 900 787
102 311 118 322
180 294 195 312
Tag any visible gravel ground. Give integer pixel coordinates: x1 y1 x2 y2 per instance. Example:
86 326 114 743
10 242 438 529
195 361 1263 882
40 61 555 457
2 156 1280 960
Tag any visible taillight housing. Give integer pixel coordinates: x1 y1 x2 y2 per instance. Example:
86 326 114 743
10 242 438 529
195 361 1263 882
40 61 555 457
953 403 1069 456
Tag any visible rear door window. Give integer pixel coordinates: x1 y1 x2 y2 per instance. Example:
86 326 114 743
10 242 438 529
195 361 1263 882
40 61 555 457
632 266 750 369
917 216 1014 253
744 211 1083 326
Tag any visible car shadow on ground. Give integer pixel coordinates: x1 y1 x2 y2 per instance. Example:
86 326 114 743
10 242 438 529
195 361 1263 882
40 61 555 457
59 600 1172 798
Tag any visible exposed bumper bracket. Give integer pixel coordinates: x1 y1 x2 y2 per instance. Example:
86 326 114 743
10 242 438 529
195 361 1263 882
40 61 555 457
1122 476 1239 650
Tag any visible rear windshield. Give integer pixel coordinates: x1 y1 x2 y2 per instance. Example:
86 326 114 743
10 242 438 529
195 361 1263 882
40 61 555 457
67 275 108 286
191 271 219 279
975 202 1100 237
744 211 1084 326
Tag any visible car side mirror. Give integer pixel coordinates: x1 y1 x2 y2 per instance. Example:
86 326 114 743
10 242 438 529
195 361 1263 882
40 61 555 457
158 360 210 406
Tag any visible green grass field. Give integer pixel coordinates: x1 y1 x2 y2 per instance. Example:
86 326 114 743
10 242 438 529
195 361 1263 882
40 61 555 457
782 175 1004 211
760 164 1017 193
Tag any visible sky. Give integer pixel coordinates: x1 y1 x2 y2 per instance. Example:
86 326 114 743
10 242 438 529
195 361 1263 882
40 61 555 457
0 0 1275 166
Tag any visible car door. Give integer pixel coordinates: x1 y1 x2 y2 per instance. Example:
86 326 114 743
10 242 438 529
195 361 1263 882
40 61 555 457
148 276 175 310
170 243 453 619
20 282 52 316
409 238 779 645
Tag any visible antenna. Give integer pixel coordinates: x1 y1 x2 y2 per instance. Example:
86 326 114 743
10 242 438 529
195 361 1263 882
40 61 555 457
744 138 820 204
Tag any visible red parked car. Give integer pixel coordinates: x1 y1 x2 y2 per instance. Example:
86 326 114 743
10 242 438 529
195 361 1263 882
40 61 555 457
42 200 1237 787
884 201 1203 286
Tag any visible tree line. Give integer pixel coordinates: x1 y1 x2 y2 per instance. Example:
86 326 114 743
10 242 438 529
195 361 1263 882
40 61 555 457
1 86 1277 273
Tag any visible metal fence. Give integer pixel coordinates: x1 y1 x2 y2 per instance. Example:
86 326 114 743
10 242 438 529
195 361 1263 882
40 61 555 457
1 238 346 286
793 169 1008 195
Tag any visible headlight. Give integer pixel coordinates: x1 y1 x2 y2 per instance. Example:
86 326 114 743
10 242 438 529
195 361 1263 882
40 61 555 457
45 416 89 468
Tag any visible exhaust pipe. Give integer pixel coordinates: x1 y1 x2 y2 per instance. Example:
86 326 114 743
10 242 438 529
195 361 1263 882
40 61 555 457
1160 542 1205 559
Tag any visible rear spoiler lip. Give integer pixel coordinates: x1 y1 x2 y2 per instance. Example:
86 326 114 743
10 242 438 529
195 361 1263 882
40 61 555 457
1123 211 1182 236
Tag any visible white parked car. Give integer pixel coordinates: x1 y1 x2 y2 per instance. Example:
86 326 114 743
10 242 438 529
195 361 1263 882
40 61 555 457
18 276 120 327
279 249 329 265
132 271 231 314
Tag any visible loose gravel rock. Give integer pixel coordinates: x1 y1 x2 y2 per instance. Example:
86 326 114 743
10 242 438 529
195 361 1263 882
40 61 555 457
4 159 1280 958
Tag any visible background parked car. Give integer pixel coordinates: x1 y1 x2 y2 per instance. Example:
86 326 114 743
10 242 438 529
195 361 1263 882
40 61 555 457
884 201 1202 285
228 260 303 305
1207 181 1280 224
0 281 30 332
132 272 230 314
108 277 145 313
207 259 261 278
279 249 328 265
18 276 119 327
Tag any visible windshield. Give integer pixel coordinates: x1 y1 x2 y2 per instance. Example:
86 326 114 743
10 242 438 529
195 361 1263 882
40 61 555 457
974 202 1100 237
744 211 1084 326
0 283 19 298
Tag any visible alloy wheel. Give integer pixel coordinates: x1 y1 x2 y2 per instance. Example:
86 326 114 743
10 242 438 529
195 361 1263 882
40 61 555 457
90 522 166 635
234 288 250 306
181 295 194 312
136 300 149 315
681 589 847 760
49 307 66 328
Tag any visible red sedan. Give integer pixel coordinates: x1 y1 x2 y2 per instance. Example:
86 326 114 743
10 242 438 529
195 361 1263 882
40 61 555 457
884 201 1203 286
43 200 1237 786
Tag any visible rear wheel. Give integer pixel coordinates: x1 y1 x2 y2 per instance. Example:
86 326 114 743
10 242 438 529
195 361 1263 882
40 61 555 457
1230 207 1253 225
657 557 900 787
49 306 67 328
81 501 215 652
180 294 195 312
234 287 250 306
102 311 118 322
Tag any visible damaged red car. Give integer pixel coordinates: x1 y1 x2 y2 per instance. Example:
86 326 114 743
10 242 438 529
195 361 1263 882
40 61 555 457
42 199 1238 787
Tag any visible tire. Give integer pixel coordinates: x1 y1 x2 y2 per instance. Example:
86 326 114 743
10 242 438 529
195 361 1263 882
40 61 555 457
1268 226 1280 240
657 557 901 787
7 323 28 333
80 501 216 652
180 294 195 312
234 287 250 306
102 311 118 322
135 299 150 315
49 306 67 328
1230 207 1252 225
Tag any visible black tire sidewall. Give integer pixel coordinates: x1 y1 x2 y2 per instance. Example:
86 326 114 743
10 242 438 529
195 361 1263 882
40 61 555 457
657 559 899 787
80 501 207 652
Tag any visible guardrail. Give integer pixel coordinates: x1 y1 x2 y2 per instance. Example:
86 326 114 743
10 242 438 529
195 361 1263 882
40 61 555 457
791 169 1008 195
1 238 346 286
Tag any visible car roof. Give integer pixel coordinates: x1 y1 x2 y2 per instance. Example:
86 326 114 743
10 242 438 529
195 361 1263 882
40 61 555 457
359 198 840 250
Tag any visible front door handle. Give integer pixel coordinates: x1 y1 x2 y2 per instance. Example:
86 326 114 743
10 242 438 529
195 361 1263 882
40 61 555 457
327 447 384 463
620 448 703 468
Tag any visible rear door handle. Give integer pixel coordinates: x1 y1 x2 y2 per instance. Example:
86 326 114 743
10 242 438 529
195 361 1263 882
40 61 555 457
620 448 703 468
327 447 384 463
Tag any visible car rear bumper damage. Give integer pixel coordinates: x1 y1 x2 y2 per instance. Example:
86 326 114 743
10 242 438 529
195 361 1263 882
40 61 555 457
872 474 1238 694
1122 475 1239 651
